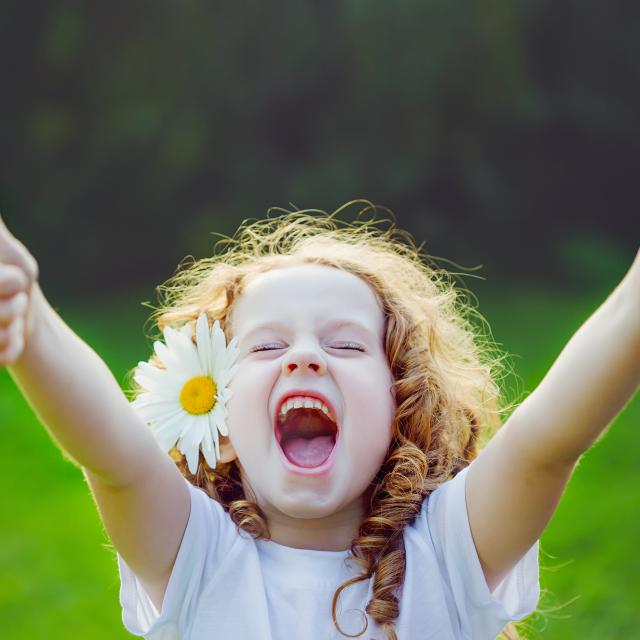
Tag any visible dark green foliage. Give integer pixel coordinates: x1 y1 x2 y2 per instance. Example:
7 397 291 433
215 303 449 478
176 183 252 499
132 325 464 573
1 1 638 299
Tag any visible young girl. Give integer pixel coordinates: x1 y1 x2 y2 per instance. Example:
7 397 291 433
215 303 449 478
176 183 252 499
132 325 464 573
1 203 638 640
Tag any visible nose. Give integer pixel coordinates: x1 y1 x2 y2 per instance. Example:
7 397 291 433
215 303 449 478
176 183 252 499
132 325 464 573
282 342 328 376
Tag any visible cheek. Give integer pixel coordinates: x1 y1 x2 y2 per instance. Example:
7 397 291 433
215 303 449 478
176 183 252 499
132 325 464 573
348 362 395 415
226 364 276 439
346 375 395 447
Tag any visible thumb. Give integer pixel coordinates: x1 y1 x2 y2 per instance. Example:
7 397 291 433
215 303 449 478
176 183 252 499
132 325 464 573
0 212 39 284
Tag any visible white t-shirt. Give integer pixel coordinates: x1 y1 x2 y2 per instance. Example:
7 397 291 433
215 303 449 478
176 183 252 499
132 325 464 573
117 462 540 639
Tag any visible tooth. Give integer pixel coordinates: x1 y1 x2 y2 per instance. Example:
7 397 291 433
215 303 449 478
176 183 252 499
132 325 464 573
278 397 338 424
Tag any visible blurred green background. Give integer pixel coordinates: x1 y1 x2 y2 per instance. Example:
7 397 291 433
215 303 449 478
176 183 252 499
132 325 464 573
1 1 638 638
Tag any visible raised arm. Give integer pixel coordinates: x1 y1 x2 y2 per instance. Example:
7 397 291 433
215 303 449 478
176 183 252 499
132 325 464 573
1 213 189 610
466 250 640 591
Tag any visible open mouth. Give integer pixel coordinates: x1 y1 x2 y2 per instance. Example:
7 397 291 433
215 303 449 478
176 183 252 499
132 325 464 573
275 404 338 469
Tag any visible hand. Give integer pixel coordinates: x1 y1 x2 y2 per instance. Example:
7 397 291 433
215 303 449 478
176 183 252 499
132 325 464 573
0 213 39 365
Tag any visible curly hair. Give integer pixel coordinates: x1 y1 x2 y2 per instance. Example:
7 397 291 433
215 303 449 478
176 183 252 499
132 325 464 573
130 200 527 640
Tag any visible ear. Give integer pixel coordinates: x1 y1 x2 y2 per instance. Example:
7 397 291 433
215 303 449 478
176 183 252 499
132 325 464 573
217 434 238 464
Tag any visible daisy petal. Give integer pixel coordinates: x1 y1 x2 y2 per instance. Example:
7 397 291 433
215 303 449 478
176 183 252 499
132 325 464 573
201 413 218 469
163 326 201 373
131 394 178 411
195 314 212 376
224 340 240 367
216 364 239 389
134 373 182 401
153 341 196 378
178 416 206 474
134 360 185 390
133 361 167 389
211 403 229 437
149 408 189 452
133 401 182 425
210 410 224 457
210 321 227 374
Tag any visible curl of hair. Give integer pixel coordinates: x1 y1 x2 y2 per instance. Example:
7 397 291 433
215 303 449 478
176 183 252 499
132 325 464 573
130 200 524 639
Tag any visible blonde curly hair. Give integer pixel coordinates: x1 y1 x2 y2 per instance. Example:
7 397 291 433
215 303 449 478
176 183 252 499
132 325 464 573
131 200 528 640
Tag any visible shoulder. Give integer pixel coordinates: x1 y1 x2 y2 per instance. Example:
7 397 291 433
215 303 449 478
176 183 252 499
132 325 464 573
117 478 248 636
408 465 469 558
407 462 540 629
183 479 246 550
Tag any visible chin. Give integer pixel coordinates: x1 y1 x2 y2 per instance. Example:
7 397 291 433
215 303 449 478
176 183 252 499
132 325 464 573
274 494 342 519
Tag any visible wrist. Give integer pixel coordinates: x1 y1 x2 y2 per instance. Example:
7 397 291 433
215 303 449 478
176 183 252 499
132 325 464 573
26 282 48 339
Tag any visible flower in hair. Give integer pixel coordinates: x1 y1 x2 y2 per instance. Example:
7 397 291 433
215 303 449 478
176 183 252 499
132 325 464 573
131 314 240 474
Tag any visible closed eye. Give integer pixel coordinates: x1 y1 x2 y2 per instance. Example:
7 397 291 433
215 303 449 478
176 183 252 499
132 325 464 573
331 343 365 351
251 343 365 352
251 343 284 352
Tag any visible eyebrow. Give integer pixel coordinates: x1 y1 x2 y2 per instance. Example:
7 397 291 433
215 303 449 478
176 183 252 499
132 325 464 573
241 319 376 341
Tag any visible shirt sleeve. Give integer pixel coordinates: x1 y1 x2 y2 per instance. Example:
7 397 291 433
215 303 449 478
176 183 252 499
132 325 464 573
425 462 540 638
116 476 225 638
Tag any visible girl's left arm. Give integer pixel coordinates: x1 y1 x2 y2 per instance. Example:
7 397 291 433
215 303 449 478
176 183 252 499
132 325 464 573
466 249 640 591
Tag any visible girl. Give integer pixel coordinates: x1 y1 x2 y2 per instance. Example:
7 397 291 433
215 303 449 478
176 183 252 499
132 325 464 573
1 203 638 640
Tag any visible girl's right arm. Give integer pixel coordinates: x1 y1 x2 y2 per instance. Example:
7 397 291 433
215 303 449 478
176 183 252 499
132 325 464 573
1 215 189 612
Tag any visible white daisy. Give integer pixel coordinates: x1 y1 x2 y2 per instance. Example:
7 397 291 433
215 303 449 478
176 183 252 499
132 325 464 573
131 314 240 474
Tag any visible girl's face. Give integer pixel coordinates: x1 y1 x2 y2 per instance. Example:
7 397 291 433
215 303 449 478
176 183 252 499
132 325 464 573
223 263 396 549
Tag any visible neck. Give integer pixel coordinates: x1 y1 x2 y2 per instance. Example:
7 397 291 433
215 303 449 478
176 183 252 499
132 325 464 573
244 481 374 552
262 502 363 551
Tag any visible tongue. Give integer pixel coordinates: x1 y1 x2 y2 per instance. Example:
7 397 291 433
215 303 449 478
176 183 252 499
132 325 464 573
281 435 335 468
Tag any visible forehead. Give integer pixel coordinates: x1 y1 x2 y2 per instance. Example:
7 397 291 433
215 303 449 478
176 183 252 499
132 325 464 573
229 263 384 336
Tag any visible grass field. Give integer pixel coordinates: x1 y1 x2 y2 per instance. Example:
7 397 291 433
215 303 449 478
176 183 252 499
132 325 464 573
1 282 638 639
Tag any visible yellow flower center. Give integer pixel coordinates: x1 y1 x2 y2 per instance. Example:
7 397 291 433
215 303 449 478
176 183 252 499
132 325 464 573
179 376 217 415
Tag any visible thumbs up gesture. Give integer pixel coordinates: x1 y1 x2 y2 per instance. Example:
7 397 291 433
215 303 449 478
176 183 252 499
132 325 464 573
0 214 39 365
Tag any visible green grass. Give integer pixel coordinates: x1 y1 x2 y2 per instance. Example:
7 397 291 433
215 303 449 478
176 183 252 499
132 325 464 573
1 285 638 639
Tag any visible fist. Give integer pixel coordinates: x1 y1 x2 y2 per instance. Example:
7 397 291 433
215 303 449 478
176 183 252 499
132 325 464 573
0 214 39 365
